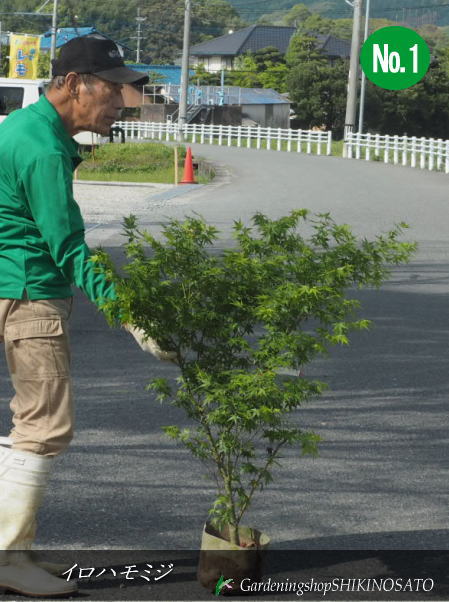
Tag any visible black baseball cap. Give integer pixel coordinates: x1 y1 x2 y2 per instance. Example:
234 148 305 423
51 37 149 85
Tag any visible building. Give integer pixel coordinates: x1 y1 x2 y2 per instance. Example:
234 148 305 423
127 64 192 86
190 25 350 73
141 84 291 129
40 27 130 55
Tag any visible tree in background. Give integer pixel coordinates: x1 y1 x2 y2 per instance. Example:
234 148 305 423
130 0 245 63
286 33 347 134
0 49 9 77
363 55 449 139
282 3 312 26
286 31 326 65
37 51 51 78
230 47 288 91
418 24 449 58
191 47 288 93
230 54 262 88
191 64 223 86
0 0 245 65
228 0 449 25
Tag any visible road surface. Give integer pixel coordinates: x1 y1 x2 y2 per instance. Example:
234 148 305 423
1 145 448 554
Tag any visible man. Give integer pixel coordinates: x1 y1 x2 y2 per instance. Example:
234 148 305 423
0 37 175 597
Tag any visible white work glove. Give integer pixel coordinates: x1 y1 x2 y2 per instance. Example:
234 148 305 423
124 324 178 362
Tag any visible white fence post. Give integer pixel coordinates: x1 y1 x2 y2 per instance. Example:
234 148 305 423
355 132 361 160
374 133 380 160
306 131 312 154
429 138 435 171
420 137 426 169
437 138 443 171
384 135 390 164
411 136 417 168
366 133 371 161
402 136 407 167
347 133 353 159
393 135 399 165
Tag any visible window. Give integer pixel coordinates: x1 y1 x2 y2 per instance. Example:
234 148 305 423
0 87 24 115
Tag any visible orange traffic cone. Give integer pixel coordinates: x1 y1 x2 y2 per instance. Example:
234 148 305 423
180 147 197 184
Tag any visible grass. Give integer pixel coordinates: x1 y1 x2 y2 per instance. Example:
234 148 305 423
332 139 344 156
75 136 446 182
76 142 188 184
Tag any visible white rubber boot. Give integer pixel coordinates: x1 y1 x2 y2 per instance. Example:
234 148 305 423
0 439 72 578
0 446 77 596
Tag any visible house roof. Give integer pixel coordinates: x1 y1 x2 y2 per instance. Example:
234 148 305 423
40 27 131 52
190 25 295 57
164 85 290 106
190 25 350 60
127 64 193 85
233 87 290 105
315 34 351 59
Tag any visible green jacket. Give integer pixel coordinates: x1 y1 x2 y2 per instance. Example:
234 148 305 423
0 94 115 305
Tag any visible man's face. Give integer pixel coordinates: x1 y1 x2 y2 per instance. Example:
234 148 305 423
75 75 125 135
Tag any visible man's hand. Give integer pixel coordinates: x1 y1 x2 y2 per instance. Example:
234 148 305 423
123 324 178 363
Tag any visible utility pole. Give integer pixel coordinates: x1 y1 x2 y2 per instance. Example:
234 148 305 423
358 0 370 134
343 0 362 142
134 7 146 63
49 0 58 78
178 0 192 137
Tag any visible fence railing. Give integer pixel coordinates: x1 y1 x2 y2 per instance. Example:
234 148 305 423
109 121 449 176
113 121 333 156
344 132 449 173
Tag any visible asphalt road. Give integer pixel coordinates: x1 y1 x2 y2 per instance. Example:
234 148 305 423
1 145 449 558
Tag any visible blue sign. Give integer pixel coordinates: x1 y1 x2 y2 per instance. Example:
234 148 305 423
15 63 27 77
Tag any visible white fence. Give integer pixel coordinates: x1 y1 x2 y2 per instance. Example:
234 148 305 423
113 121 332 156
344 132 449 173
109 121 449 175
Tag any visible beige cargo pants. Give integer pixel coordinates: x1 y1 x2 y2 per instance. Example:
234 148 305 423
0 297 73 457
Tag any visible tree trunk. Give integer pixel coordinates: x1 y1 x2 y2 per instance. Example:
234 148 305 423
228 523 240 547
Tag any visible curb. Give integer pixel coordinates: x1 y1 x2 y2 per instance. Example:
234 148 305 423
74 180 173 189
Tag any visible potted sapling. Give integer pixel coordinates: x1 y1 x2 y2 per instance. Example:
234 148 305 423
94 210 415 592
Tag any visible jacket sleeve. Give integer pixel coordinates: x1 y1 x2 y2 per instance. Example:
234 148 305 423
20 152 116 307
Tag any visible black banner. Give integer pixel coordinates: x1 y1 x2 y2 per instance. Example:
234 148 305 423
0 550 448 601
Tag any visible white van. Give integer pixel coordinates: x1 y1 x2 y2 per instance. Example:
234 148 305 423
0 77 103 145
0 78 45 120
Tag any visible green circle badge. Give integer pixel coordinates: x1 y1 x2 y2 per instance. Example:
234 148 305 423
360 26 430 90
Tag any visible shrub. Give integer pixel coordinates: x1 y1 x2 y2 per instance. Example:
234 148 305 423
94 210 415 546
